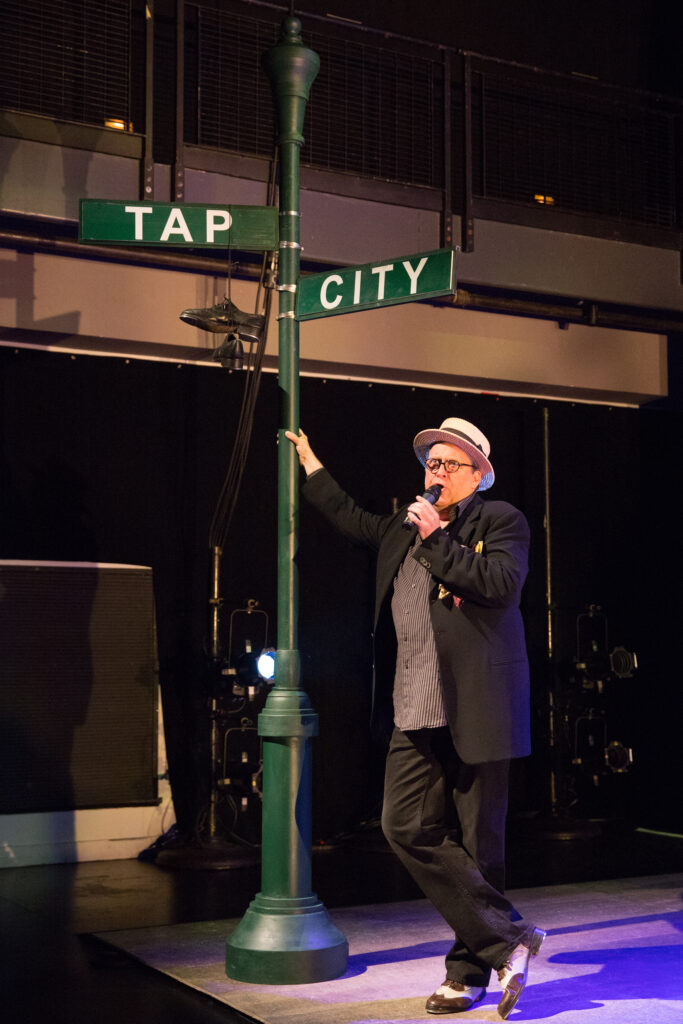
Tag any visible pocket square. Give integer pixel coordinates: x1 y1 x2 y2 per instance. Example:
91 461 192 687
438 583 463 608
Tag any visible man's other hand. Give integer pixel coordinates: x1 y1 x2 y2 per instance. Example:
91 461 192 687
284 429 324 477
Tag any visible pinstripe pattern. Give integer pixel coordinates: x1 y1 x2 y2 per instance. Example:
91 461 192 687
391 535 446 730
391 493 476 731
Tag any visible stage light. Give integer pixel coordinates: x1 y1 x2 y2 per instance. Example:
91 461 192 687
609 646 638 679
533 193 555 205
232 648 275 688
604 740 633 773
257 649 276 681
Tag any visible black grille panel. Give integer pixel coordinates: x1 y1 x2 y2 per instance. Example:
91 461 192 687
303 32 444 187
1 0 133 129
475 66 678 229
194 8 278 158
191 7 444 189
0 1 680 239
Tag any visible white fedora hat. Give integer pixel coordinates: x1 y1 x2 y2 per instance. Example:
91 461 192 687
413 417 495 491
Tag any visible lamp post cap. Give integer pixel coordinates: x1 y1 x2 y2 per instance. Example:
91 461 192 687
281 16 303 43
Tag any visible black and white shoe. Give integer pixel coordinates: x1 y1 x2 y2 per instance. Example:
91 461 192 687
497 927 546 1019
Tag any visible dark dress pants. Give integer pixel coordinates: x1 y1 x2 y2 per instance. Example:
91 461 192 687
381 726 534 987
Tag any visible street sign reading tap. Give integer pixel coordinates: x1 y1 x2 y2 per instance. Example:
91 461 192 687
296 248 456 320
79 200 279 250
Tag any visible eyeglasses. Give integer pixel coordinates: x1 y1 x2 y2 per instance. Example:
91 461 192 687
425 458 476 474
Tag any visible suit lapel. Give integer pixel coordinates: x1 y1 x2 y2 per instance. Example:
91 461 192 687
452 493 484 547
387 516 417 571
376 514 417 608
377 494 485 611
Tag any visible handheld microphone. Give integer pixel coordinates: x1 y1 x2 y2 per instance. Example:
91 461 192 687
402 484 443 530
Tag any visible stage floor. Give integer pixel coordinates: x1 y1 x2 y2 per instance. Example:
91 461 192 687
94 873 683 1024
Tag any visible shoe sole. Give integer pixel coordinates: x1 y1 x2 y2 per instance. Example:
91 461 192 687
497 928 546 1020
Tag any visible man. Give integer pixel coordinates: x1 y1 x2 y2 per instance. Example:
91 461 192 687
286 417 545 1018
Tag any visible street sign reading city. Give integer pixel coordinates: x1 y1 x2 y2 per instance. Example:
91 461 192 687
78 200 279 250
296 248 456 320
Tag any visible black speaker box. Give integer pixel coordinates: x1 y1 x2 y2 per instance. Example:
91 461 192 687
0 561 158 813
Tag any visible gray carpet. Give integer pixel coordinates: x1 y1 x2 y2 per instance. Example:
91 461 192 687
96 873 683 1023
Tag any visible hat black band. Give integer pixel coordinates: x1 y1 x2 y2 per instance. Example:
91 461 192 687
440 427 485 455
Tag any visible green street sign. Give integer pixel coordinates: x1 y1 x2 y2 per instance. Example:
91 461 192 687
78 200 279 250
296 248 456 320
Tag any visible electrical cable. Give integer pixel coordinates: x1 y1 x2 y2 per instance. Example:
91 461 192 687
208 148 279 551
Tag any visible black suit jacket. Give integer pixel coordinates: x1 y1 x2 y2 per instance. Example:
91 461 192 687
303 469 531 764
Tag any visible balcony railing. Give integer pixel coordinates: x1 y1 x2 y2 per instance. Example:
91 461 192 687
1 0 137 130
1 0 681 249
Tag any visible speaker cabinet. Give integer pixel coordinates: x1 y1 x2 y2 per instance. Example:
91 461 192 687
0 561 158 813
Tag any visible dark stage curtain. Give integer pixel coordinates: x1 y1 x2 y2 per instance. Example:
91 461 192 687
0 345 678 837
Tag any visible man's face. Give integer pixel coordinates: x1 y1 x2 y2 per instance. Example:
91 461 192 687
424 442 482 510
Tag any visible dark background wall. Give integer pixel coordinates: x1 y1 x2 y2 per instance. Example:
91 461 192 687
1 344 679 838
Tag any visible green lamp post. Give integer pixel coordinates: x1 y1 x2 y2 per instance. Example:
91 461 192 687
225 17 348 985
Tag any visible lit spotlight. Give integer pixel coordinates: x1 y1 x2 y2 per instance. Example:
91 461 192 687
257 649 276 681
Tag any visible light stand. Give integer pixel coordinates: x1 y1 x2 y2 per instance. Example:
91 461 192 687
155 548 264 869
540 410 636 841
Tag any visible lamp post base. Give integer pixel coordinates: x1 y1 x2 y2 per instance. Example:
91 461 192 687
226 893 348 984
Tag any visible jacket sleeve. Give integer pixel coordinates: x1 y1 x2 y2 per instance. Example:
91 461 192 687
302 468 393 552
413 502 529 608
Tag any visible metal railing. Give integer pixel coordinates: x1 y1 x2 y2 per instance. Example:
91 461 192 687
464 53 680 231
1 0 681 249
0 0 136 130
